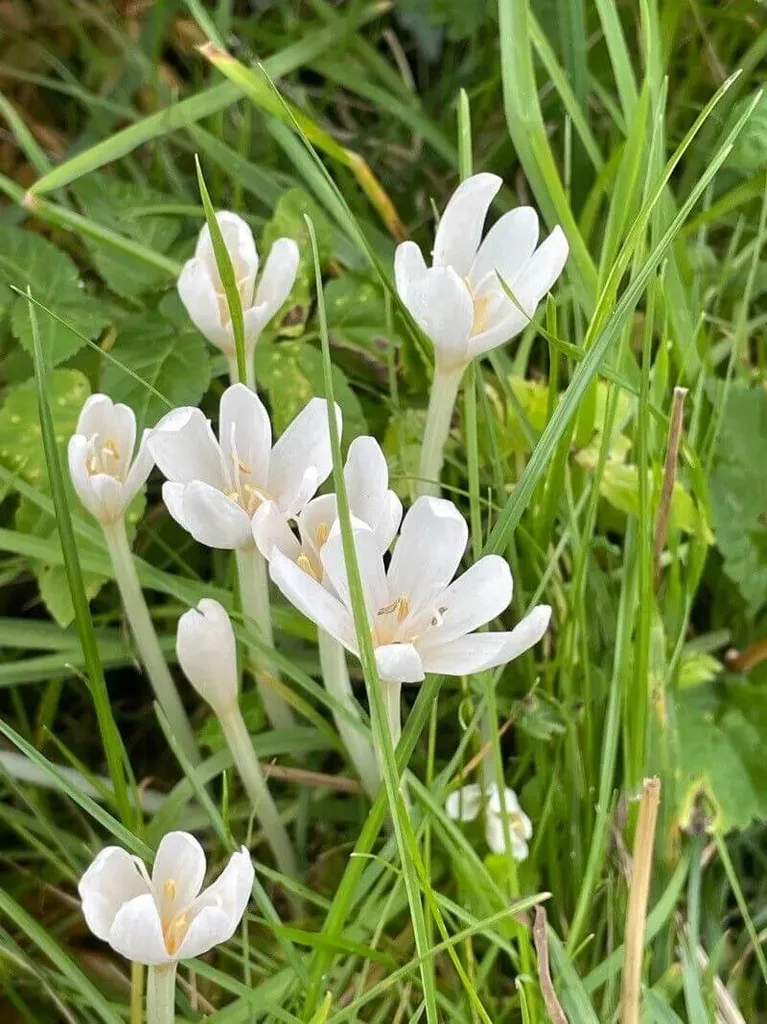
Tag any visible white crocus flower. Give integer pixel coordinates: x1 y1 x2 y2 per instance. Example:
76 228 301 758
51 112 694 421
176 599 239 718
269 495 551 685
395 173 569 374
253 435 403 572
446 783 533 859
78 832 253 965
68 395 153 525
148 383 340 551
177 211 299 368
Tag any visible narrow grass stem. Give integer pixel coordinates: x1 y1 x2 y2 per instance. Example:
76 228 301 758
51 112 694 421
318 628 380 798
383 680 403 752
146 964 176 1024
102 519 199 767
235 545 295 730
417 366 464 498
220 707 298 878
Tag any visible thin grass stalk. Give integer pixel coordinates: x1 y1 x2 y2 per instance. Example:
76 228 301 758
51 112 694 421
620 778 661 1024
102 519 199 767
236 545 295 730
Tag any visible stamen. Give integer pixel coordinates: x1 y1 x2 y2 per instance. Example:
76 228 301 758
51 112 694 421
103 439 119 459
230 451 252 474
297 554 320 582
164 879 176 901
86 454 100 475
316 522 330 547
163 913 188 956
377 596 410 622
471 293 491 336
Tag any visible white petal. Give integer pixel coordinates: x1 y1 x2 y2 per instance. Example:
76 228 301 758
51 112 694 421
269 549 357 651
252 501 301 561
253 237 300 321
469 207 539 291
196 211 259 301
87 474 125 524
121 429 154 506
76 394 115 437
178 846 254 960
148 407 226 488
297 493 338 563
78 848 151 942
514 226 569 306
379 491 404 553
108 893 169 965
419 555 513 649
387 497 468 618
161 481 190 532
267 399 339 508
394 240 428 306
374 642 424 684
68 435 97 516
402 266 473 373
151 832 206 921
419 605 552 675
467 303 529 359
344 436 397 546
320 523 387 628
218 383 271 490
444 783 485 823
76 395 136 480
178 257 232 353
432 173 502 276
278 465 319 519
180 481 254 549
177 600 239 715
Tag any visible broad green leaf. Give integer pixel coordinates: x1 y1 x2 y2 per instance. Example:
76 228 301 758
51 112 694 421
72 175 181 298
674 678 767 832
324 274 395 356
101 295 212 432
255 337 366 442
261 188 333 333
709 384 767 613
382 407 428 503
0 227 107 366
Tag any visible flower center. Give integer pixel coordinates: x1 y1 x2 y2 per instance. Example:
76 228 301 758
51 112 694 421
297 552 321 582
163 912 189 956
85 436 121 479
471 292 492 335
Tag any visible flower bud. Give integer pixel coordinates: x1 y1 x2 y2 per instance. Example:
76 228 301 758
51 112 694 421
176 599 239 716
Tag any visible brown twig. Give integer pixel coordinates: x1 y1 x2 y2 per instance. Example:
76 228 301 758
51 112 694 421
532 905 568 1024
261 762 361 794
653 387 688 586
620 777 662 1024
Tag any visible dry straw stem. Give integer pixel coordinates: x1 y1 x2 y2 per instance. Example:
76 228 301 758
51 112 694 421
532 905 568 1024
653 387 688 585
620 777 662 1024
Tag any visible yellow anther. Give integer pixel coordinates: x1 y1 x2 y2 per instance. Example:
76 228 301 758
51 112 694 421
297 554 320 582
316 522 330 547
103 439 119 459
230 451 252 474
163 913 188 956
377 596 410 623
164 878 176 901
86 454 100 475
471 294 491 336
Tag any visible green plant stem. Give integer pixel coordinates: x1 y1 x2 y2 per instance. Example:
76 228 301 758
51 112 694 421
102 519 199 767
235 545 294 730
417 366 464 498
383 680 402 752
220 707 297 878
146 964 176 1024
130 962 143 1024
318 628 380 798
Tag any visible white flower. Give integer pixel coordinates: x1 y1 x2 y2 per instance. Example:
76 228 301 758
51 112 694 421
147 383 341 550
445 782 533 860
178 211 299 357
177 600 238 717
252 435 403 575
269 495 551 684
68 395 153 525
395 173 569 373
78 832 254 965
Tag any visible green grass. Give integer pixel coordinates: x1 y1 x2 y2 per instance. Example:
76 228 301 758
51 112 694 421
0 1 766 1021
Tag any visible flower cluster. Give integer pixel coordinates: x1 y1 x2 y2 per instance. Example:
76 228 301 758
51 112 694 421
72 183 566 972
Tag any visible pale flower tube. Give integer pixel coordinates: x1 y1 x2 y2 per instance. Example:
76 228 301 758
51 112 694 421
177 211 299 384
78 832 253 965
445 783 533 859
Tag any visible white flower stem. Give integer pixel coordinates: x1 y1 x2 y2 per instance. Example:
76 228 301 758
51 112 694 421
102 519 199 767
235 545 295 731
383 680 402 752
318 628 380 798
146 963 176 1024
417 366 464 498
227 354 255 390
220 707 298 878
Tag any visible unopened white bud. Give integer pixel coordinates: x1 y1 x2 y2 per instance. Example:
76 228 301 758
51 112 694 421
176 599 239 716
